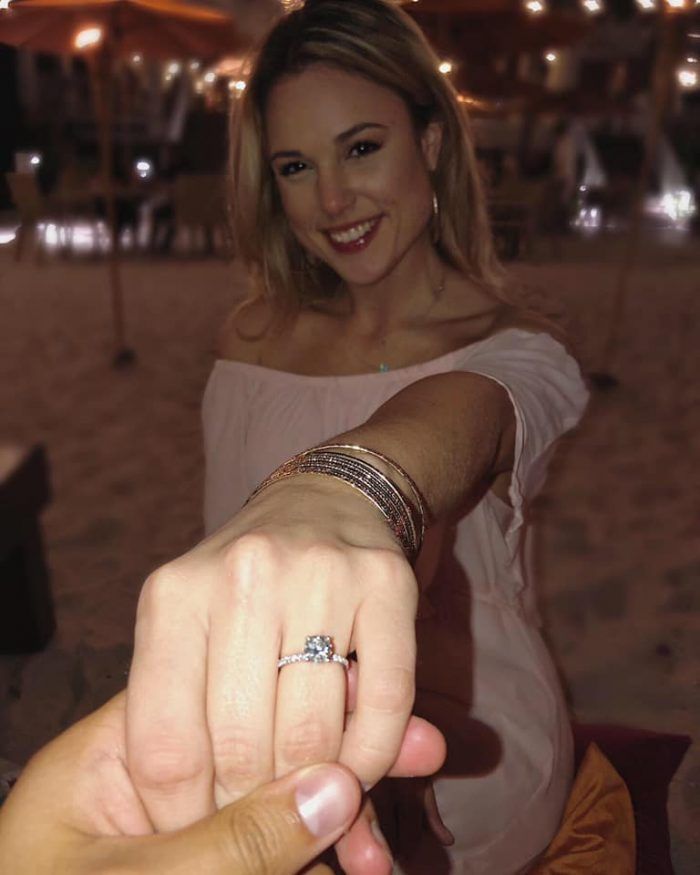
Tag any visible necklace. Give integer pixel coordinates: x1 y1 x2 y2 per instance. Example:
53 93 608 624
372 269 447 373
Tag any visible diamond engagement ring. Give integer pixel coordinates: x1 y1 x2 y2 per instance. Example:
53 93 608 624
277 635 349 670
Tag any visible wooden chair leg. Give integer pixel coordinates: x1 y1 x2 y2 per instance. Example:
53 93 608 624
34 225 45 265
13 223 26 262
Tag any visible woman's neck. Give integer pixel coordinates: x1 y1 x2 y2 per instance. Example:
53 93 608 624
342 236 446 339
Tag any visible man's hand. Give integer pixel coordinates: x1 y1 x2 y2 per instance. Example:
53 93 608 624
0 693 360 875
0 685 446 874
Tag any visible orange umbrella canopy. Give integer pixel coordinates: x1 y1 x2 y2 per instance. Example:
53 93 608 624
0 0 246 59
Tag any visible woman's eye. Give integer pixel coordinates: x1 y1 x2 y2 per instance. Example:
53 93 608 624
278 161 308 178
348 140 381 159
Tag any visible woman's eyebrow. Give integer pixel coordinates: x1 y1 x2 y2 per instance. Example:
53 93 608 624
269 122 387 162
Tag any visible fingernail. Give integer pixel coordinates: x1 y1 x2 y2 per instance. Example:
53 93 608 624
295 765 358 838
371 819 394 863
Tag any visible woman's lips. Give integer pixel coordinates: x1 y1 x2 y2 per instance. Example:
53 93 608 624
323 216 382 254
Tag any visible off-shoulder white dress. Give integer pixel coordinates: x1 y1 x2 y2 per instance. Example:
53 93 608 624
202 329 589 874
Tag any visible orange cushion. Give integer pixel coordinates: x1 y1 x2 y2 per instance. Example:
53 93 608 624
529 743 636 874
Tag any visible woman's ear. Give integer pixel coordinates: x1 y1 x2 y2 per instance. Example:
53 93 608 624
420 121 443 172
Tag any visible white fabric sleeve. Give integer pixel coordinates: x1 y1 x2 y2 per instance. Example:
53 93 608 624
457 329 589 551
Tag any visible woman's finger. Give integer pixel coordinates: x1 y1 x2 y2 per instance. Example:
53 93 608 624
274 634 349 778
127 563 215 831
275 547 355 775
334 796 394 875
206 540 282 807
273 545 356 779
387 715 447 778
339 582 417 788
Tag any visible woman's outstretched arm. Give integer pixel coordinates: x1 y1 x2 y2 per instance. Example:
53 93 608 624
125 370 515 874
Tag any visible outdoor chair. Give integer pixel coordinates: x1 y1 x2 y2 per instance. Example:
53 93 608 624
488 177 545 261
5 172 63 262
171 174 229 256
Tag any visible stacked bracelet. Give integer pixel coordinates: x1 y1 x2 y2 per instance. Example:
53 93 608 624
314 444 430 540
246 446 427 563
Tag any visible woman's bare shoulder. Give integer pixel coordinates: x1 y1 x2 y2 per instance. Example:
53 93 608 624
491 302 571 351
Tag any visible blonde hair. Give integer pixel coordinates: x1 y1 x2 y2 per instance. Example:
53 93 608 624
229 0 511 315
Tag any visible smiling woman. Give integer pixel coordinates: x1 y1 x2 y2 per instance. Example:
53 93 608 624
230 0 507 317
121 2 590 874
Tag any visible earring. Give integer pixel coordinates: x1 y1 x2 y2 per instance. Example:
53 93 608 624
432 192 440 243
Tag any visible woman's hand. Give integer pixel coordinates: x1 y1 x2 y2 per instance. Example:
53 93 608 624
125 475 422 837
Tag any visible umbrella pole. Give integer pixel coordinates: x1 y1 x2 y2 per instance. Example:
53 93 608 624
590 12 678 390
88 50 135 367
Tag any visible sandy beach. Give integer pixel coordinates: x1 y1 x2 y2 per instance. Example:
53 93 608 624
0 234 698 871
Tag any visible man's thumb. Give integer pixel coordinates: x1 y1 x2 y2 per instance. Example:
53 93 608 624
148 764 361 875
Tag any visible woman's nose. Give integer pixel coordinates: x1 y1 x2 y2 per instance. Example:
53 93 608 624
317 167 354 218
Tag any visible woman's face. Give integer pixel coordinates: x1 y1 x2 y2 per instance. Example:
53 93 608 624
265 63 442 288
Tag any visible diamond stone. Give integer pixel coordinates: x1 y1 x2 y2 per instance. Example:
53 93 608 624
304 635 333 662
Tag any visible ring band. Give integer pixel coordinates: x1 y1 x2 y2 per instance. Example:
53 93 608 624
277 635 349 670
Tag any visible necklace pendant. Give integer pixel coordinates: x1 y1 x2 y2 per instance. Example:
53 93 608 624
379 362 390 373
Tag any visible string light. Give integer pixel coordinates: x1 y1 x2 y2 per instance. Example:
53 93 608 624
581 0 604 13
438 60 453 74
635 0 657 10
677 67 699 87
524 1 546 13
545 51 558 62
73 26 103 50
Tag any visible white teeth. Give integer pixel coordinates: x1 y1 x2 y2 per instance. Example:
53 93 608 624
328 219 376 244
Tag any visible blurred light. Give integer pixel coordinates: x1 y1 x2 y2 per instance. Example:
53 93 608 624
42 224 62 248
189 60 201 72
166 61 181 76
131 53 142 64
648 189 696 224
204 71 217 84
635 0 657 9
545 51 558 62
581 0 604 13
228 79 247 95
665 0 687 8
0 0 13 10
524 1 546 14
678 67 699 87
134 158 154 180
74 26 103 50
438 60 453 74
29 153 42 167
687 56 699 63
195 80 205 94
0 227 17 245
573 206 601 232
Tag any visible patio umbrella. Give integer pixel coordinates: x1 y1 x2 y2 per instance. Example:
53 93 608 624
0 0 248 366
